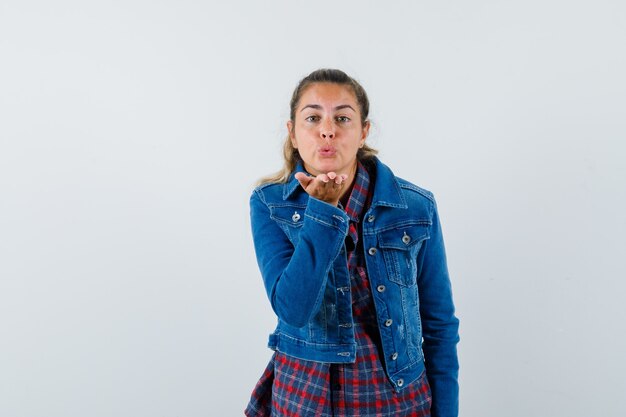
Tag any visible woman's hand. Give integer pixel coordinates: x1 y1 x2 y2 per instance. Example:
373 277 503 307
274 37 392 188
294 172 349 207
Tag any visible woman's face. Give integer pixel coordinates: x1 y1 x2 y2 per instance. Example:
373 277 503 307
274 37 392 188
288 82 370 178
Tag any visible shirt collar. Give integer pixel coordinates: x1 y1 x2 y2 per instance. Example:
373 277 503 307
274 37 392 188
342 161 370 223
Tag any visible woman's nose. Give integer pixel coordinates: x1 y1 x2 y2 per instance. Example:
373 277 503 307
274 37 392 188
321 130 335 140
320 121 335 140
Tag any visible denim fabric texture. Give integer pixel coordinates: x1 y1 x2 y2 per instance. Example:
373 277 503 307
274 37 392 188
250 157 460 417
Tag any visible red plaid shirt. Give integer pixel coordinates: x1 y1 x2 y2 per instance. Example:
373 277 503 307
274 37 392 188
245 162 432 417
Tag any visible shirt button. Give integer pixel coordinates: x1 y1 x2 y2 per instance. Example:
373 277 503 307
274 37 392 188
367 215 375 222
376 285 386 293
385 319 393 327
397 378 404 387
391 352 398 360
368 247 377 255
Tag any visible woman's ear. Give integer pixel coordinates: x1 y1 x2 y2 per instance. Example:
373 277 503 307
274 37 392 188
287 120 297 148
361 120 371 141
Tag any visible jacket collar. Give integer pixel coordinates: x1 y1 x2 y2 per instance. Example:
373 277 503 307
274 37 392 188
283 164 306 200
283 157 408 209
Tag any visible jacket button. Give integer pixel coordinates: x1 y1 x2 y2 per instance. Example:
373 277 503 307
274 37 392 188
367 215 375 222
391 352 398 360
397 378 404 387
402 232 411 244
368 247 377 255
292 212 301 222
376 285 386 293
385 319 393 327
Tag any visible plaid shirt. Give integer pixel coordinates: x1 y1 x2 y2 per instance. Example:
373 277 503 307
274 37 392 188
245 162 432 417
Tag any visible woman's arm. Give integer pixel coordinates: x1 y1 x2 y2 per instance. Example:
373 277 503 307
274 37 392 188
417 198 460 417
250 189 349 328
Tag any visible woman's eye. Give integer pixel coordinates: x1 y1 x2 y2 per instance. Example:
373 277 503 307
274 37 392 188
336 116 350 123
305 115 319 122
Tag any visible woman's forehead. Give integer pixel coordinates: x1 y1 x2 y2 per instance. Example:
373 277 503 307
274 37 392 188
299 83 357 108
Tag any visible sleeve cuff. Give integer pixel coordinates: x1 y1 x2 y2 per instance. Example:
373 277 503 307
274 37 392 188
304 197 350 234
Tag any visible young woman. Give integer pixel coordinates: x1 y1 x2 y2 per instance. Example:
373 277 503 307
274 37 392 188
245 69 459 417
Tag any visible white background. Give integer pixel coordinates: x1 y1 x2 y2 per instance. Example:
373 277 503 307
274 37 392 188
1 1 625 416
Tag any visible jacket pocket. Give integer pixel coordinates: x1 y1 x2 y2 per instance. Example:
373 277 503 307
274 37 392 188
270 204 307 244
378 224 430 287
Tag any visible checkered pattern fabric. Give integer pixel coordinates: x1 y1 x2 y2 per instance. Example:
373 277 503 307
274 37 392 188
245 162 432 417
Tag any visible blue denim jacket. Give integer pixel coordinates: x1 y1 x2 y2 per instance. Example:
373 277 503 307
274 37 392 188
250 158 459 417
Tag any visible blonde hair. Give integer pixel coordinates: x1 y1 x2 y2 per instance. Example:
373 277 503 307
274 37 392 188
257 69 378 186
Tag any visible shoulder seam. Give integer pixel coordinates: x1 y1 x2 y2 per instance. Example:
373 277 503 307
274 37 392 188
252 187 269 205
398 182 435 203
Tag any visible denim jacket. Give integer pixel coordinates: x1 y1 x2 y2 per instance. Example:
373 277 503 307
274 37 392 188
250 158 459 417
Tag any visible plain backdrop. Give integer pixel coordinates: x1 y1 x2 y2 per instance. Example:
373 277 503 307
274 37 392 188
1 1 625 416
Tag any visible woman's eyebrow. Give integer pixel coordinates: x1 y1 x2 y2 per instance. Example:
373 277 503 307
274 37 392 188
300 104 356 112
334 104 356 112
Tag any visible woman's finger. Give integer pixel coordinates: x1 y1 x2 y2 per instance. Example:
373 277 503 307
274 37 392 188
317 174 329 183
295 172 314 189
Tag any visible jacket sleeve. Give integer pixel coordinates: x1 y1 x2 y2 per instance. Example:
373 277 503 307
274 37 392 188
416 197 460 417
250 188 349 328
